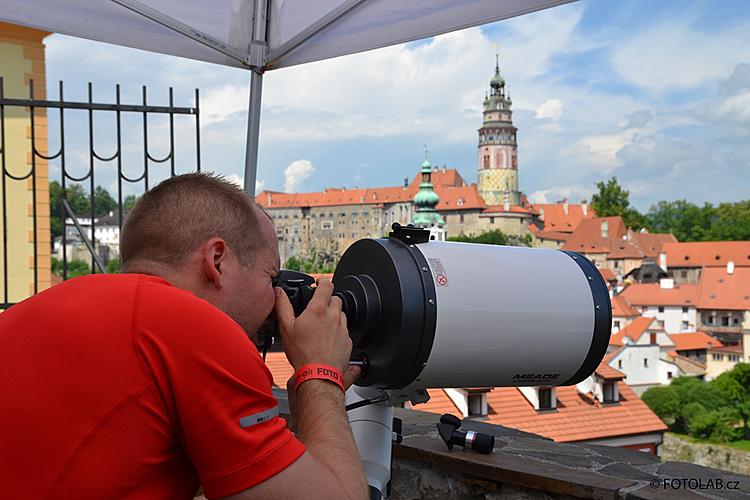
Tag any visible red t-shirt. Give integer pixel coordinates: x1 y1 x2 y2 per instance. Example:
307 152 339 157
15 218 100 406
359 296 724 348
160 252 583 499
0 274 305 499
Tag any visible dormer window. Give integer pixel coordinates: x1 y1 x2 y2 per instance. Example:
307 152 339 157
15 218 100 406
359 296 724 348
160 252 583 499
457 198 464 207
603 382 616 403
467 393 488 417
538 388 553 410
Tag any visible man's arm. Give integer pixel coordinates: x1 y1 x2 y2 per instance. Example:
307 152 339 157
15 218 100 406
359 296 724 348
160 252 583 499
224 280 368 500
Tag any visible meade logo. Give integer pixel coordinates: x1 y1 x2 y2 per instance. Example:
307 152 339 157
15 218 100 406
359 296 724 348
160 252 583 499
513 373 560 381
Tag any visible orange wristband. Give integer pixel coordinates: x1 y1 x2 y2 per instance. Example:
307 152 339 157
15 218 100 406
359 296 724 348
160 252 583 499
293 364 345 393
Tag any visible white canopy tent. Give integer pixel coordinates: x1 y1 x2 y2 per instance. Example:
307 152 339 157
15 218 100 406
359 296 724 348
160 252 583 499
0 0 573 194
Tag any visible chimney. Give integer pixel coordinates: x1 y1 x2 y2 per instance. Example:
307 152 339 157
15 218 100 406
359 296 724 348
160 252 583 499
660 278 674 289
659 252 668 272
563 200 569 215
582 202 588 216
503 200 510 212
360 195 364 203
728 261 735 275
600 220 609 238
442 165 447 173
403 177 409 189
539 206 545 221
267 192 272 206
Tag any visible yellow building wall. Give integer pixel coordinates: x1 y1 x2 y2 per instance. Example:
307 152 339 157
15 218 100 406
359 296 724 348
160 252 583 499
0 22 51 305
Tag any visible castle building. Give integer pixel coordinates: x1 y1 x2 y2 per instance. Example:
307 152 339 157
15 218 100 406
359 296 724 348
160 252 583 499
257 55 594 263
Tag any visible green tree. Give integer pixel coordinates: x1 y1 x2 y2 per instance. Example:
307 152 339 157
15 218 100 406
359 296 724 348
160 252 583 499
646 200 714 242
65 259 93 279
716 364 750 438
449 229 509 245
49 181 91 240
705 201 750 241
94 186 118 216
105 257 120 274
681 402 708 430
688 407 741 443
590 177 649 230
123 194 139 211
641 385 680 425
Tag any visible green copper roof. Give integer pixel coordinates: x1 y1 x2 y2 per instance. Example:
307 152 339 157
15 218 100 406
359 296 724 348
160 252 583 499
412 158 444 227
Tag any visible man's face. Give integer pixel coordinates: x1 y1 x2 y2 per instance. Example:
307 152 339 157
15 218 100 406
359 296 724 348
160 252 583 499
223 209 280 341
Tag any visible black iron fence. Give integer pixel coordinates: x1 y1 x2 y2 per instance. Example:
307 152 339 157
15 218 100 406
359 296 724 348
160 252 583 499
0 77 201 308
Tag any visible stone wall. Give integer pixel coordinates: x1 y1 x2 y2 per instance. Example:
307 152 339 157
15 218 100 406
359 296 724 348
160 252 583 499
391 408 750 499
661 433 750 476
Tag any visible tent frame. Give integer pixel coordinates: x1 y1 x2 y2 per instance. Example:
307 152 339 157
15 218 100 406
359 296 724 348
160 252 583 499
108 0 368 196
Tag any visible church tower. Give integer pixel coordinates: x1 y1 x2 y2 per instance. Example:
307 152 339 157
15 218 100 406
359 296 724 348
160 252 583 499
477 52 520 206
412 155 446 241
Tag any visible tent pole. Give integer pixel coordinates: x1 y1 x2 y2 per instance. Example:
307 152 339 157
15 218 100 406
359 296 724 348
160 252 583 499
243 69 263 196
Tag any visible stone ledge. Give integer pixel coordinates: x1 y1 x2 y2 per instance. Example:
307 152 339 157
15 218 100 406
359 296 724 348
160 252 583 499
273 390 750 499
392 407 750 499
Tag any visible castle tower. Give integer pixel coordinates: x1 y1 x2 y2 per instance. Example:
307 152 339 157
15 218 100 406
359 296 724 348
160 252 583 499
477 51 520 206
412 156 446 241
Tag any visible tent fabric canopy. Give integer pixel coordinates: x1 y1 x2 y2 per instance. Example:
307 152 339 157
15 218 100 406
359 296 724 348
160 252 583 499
0 0 573 70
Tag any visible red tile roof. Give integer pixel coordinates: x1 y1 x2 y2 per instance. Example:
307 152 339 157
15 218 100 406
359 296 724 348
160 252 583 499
669 332 723 351
418 384 666 443
562 216 674 260
530 203 596 234
663 241 750 268
610 316 654 346
709 344 743 354
528 225 572 242
696 266 750 311
620 282 700 307
598 268 617 282
435 185 487 211
611 294 640 317
481 204 533 214
407 168 467 190
262 352 665 443
596 350 626 380
562 216 628 254
633 233 678 259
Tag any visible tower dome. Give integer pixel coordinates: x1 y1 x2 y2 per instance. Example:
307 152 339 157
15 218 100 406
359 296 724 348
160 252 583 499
412 157 445 228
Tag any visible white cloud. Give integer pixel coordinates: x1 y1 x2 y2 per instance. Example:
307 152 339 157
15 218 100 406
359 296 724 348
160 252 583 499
225 174 266 195
283 160 315 193
534 98 563 121
612 19 750 90
528 185 594 204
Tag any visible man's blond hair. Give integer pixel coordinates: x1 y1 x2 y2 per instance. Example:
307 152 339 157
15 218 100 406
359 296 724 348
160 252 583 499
121 173 264 269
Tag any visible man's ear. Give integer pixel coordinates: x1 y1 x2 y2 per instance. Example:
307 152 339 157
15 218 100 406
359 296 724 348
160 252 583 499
202 237 227 289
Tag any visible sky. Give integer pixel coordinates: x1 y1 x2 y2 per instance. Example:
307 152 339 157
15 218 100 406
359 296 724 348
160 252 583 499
36 0 750 211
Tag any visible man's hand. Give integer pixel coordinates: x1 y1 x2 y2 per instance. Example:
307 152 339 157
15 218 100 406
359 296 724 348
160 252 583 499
275 278 352 374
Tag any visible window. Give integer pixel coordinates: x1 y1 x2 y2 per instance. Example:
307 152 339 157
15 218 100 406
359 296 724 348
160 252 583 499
667 372 673 379
490 217 495 224
321 221 333 230
708 316 715 325
614 320 621 329
603 383 616 403
682 306 689 313
460 214 465 224
722 317 730 326
618 359 623 369
643 358 649 368
538 388 552 410
658 306 665 313
730 355 740 362
681 270 688 279
467 394 485 416
682 321 689 329
657 320 665 329
734 318 740 325
713 353 724 361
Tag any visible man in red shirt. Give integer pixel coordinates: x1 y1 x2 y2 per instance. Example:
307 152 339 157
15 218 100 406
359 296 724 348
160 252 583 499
0 174 368 499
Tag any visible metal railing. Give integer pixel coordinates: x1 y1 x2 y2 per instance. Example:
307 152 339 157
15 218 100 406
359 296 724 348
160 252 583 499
0 77 201 308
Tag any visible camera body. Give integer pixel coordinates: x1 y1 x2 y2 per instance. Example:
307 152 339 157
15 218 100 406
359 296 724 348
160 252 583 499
262 224 611 390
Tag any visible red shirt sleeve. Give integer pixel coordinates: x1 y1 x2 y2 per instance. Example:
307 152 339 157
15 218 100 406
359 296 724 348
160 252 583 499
133 278 305 498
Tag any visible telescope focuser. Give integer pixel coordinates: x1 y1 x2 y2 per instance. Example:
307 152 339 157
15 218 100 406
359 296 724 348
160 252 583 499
437 413 495 454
